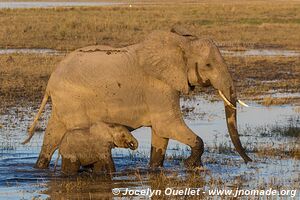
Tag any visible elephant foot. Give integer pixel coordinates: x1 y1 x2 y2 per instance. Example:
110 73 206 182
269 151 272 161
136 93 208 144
184 139 204 169
149 162 164 169
61 158 80 175
149 146 165 168
184 156 203 169
93 160 116 175
62 170 78 176
35 155 50 169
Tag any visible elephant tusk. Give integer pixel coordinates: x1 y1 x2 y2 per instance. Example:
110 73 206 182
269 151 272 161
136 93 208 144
238 100 249 107
218 90 236 109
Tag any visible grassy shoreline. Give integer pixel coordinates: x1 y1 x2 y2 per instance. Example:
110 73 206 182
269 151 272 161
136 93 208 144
0 0 299 109
0 2 300 50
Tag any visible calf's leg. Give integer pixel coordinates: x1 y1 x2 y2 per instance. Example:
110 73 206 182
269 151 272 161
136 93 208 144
61 157 80 175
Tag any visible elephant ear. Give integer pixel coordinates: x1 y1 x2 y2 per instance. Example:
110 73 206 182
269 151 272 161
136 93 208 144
138 31 189 94
170 24 197 40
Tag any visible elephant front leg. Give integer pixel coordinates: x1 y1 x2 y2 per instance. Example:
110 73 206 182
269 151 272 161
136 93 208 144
93 154 116 174
150 129 169 168
61 157 80 175
154 121 204 168
36 112 66 169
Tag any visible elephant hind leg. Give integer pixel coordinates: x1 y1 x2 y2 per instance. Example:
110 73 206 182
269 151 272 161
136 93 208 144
35 111 66 169
61 157 80 175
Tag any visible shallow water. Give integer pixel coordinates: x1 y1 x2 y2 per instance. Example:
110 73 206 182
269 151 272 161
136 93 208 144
0 2 123 9
221 49 300 57
0 96 299 199
0 48 63 55
1 48 299 58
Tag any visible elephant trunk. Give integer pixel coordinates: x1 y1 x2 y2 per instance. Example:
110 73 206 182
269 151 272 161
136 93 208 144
127 136 138 150
220 86 252 163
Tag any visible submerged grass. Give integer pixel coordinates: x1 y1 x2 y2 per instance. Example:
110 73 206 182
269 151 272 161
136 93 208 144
241 117 300 159
271 117 300 138
258 116 300 138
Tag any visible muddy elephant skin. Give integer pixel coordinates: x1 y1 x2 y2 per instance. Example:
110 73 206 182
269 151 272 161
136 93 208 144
24 26 251 169
59 122 138 175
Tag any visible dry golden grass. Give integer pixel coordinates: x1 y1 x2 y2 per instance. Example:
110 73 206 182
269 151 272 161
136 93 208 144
0 1 300 50
262 96 299 106
0 54 63 110
256 144 300 159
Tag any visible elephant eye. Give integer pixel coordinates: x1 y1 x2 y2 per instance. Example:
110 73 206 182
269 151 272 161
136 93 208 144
206 63 211 67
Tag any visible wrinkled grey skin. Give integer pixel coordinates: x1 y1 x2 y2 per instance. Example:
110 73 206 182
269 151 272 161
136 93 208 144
25 27 251 170
59 122 138 175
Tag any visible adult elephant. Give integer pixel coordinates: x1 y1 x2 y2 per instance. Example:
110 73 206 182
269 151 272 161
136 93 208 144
24 27 251 169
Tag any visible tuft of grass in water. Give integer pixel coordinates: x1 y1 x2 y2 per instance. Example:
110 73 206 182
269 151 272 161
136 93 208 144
253 116 300 138
241 117 300 159
212 141 234 155
255 143 300 159
271 117 300 138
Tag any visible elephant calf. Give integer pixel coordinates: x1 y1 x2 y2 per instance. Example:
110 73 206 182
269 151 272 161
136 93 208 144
59 122 138 175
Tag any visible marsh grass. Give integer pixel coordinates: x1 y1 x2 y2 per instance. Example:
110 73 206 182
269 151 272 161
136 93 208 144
224 56 300 99
241 117 300 159
256 143 300 159
271 117 300 138
262 96 294 106
0 54 63 110
259 116 300 138
0 1 300 50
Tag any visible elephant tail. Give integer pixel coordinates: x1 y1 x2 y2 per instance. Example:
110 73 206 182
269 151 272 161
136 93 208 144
22 91 49 144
